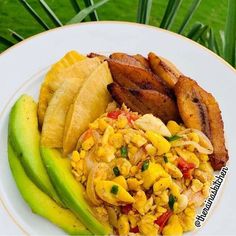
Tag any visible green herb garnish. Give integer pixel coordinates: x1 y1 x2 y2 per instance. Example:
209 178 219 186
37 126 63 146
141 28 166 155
141 160 149 172
121 146 128 158
164 156 168 163
168 194 176 210
111 185 119 195
113 166 120 176
166 135 182 142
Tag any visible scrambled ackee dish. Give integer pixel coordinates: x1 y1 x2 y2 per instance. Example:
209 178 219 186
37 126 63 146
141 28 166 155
71 104 214 236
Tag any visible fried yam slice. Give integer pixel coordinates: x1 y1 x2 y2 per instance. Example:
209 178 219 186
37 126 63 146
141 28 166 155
133 54 150 70
148 52 182 88
63 62 113 155
38 51 86 126
107 59 174 98
108 83 180 123
110 53 144 68
87 52 108 62
175 76 228 170
41 58 100 148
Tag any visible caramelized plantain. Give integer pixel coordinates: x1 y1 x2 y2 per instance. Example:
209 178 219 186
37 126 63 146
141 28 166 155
133 54 150 70
175 76 228 170
107 59 174 98
107 83 179 123
110 52 143 68
148 52 181 88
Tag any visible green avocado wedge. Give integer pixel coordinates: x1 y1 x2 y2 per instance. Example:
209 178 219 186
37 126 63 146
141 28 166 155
8 144 91 235
41 147 112 235
8 95 62 205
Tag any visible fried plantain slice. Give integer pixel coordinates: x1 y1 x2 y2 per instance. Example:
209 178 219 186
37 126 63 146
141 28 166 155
107 59 174 98
87 52 108 62
148 52 182 88
133 54 150 70
175 76 228 170
107 83 180 123
110 52 144 68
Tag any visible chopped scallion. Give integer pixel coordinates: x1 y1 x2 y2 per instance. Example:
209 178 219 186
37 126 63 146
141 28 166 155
141 160 149 172
113 166 120 176
111 185 119 195
121 146 128 158
166 135 182 142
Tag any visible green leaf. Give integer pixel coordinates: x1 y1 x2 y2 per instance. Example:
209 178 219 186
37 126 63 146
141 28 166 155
84 0 99 21
192 25 208 41
160 0 175 28
8 29 24 42
70 0 81 13
0 36 14 47
39 0 63 27
67 0 110 25
160 0 183 29
137 0 153 24
178 0 202 34
19 0 50 30
186 22 203 38
224 0 236 66
187 23 208 41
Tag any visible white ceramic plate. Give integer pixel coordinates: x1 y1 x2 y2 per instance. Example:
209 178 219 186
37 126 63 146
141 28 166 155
0 22 235 236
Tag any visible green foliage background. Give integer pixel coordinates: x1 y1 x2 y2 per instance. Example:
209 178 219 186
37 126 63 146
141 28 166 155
0 0 227 53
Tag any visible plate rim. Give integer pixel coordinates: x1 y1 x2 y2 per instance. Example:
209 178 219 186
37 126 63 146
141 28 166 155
0 20 235 235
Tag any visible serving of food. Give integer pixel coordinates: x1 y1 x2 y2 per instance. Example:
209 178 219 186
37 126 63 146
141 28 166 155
7 50 228 236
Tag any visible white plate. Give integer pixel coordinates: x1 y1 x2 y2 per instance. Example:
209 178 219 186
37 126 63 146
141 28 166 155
0 22 235 236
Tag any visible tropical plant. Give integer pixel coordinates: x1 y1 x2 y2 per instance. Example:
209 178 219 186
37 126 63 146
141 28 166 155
0 0 235 67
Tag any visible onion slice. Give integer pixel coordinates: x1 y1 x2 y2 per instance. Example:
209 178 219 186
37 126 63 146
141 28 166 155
86 162 109 206
171 128 214 154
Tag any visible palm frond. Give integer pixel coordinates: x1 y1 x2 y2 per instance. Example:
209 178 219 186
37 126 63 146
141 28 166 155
137 0 153 24
178 0 202 34
0 36 14 47
224 0 236 66
84 0 99 21
70 0 81 13
160 0 183 29
19 0 50 30
67 0 109 25
186 22 203 38
8 29 24 42
39 0 63 26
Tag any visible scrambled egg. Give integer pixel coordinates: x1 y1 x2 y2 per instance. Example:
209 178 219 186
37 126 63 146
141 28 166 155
71 105 214 236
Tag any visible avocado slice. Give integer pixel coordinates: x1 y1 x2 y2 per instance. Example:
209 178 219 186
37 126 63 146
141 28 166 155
41 147 112 235
8 144 91 235
8 95 62 205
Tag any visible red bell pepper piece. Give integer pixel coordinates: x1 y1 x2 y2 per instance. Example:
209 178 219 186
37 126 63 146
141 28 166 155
177 157 195 179
107 110 139 123
121 204 133 214
107 110 122 119
154 210 173 232
130 226 139 233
